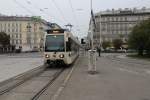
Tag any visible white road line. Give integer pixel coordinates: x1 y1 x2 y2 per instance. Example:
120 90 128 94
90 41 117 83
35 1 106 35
145 70 150 74
118 68 139 74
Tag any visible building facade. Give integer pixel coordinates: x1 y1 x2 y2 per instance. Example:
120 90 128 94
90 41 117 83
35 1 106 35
0 16 49 51
88 7 150 48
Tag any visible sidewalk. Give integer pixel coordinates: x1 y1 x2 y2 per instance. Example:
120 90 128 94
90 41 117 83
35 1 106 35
0 56 43 83
56 54 150 100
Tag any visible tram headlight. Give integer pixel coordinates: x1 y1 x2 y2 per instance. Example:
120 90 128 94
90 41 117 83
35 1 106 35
59 54 64 58
45 54 50 58
69 52 71 56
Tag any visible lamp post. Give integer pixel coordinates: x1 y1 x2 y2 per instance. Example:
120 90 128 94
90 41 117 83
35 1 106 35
99 12 102 49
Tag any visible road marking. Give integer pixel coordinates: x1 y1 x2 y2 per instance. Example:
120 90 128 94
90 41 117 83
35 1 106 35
118 68 139 74
145 70 150 74
51 66 75 100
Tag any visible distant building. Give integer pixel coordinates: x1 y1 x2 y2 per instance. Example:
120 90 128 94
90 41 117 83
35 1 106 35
88 7 150 48
0 16 50 51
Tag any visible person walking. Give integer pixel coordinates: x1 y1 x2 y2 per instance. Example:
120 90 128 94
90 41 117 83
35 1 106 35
97 47 101 57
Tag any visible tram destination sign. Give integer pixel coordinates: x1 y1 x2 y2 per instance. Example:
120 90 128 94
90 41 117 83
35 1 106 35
47 29 65 34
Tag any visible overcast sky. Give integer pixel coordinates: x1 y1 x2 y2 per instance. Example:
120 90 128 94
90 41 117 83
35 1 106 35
0 0 149 38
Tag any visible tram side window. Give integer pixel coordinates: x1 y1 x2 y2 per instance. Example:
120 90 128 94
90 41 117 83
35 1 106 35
66 38 72 51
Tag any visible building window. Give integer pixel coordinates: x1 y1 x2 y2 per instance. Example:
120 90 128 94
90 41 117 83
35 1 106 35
12 29 14 32
11 34 14 38
16 40 18 44
125 17 127 21
12 40 14 44
116 17 118 21
107 17 110 21
4 23 6 28
16 34 19 38
10 34 12 38
8 23 10 27
20 23 22 32
111 17 114 21
16 28 18 32
120 17 123 21
12 23 14 27
27 23 32 32
102 18 105 21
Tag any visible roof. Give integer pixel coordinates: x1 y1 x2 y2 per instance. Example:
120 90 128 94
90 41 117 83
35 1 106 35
0 16 47 24
95 8 150 17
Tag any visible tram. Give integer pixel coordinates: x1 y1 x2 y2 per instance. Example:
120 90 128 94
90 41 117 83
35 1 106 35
44 29 81 66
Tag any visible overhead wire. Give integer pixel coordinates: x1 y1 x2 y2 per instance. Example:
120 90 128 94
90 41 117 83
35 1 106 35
68 0 79 26
50 0 69 24
12 0 35 15
12 0 87 37
68 0 80 34
13 0 61 23
25 0 53 20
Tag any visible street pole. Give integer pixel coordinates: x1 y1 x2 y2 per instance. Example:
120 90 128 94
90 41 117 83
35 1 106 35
88 0 97 74
99 13 102 48
91 22 94 50
91 0 94 50
91 0 92 12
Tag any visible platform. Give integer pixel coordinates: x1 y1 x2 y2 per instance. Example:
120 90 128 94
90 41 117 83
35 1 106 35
54 53 150 100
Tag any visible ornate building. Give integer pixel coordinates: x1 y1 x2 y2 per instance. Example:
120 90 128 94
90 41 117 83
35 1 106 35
0 16 49 51
88 7 150 48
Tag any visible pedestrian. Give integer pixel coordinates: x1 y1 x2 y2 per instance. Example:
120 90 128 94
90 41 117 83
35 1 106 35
97 47 101 57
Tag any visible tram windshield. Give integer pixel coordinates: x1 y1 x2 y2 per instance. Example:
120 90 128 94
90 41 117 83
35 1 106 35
45 35 64 52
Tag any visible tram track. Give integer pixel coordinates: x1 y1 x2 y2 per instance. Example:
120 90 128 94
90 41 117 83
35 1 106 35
0 66 66 100
31 68 65 100
0 65 46 95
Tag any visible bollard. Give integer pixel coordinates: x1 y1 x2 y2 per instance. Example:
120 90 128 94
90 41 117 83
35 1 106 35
88 50 97 74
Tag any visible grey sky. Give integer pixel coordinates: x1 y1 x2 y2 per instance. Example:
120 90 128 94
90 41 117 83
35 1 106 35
0 0 149 38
